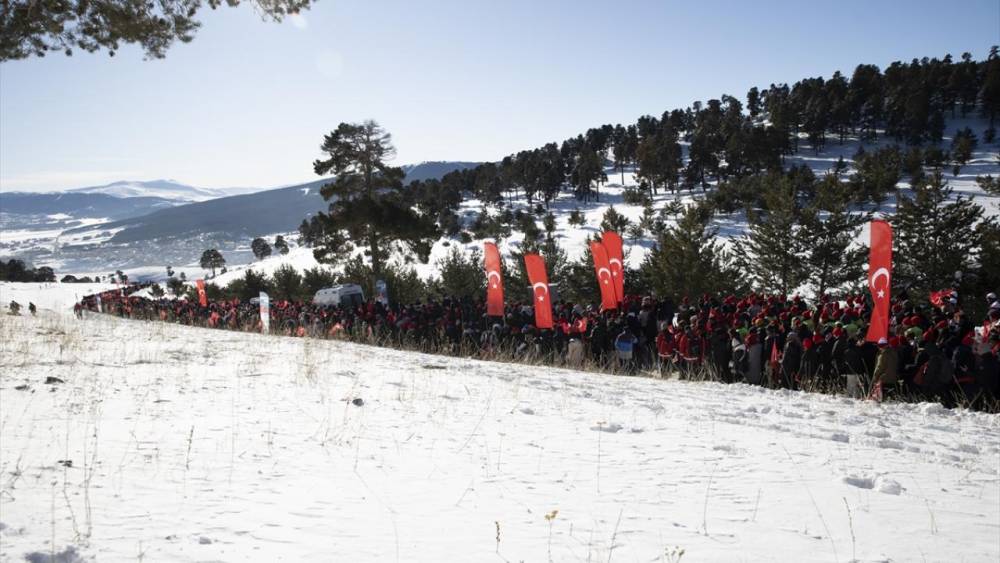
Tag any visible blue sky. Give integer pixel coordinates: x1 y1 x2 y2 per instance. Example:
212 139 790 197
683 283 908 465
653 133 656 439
1 0 998 191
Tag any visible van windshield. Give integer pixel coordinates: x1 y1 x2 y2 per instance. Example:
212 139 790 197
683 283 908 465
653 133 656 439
340 293 364 307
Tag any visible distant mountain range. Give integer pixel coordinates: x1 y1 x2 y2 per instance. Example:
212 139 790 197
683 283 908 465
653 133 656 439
68 179 261 201
1 162 481 231
0 161 482 273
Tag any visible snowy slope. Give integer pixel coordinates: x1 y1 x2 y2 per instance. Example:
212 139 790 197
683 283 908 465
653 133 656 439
0 285 997 562
202 118 999 290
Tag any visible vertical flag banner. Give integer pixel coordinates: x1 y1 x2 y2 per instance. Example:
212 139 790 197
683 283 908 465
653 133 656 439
484 242 505 317
602 231 625 303
196 279 208 307
259 292 270 334
865 219 892 343
589 240 618 311
524 253 553 329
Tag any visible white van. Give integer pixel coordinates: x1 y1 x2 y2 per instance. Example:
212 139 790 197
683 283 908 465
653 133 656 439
313 284 366 307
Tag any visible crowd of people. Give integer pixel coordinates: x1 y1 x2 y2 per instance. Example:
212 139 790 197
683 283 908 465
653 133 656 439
75 285 1000 410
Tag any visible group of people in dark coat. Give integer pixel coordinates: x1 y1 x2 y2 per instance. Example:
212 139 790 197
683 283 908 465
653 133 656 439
77 285 1000 411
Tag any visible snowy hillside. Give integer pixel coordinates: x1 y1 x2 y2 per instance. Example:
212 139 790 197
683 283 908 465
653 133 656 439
0 285 997 561
197 117 1000 289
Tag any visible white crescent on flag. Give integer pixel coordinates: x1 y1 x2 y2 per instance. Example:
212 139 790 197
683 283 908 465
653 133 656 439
870 267 890 289
597 267 612 284
609 258 622 276
532 281 549 302
870 267 890 299
487 270 501 288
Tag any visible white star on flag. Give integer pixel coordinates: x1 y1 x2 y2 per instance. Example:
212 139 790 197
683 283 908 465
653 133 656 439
538 295 545 302
877 289 885 299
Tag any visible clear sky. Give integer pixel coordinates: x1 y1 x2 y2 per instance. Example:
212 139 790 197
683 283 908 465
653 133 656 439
1 0 998 192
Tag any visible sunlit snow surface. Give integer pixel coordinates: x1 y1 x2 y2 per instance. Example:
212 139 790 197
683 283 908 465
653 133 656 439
0 284 997 561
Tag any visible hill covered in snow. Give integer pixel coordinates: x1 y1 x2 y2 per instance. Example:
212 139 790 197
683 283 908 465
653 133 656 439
192 115 999 301
0 285 996 561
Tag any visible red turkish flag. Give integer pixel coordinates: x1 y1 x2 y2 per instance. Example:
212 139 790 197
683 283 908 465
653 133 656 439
524 253 553 329
602 231 624 303
196 279 208 307
865 219 892 343
929 289 953 308
484 242 505 317
590 240 618 311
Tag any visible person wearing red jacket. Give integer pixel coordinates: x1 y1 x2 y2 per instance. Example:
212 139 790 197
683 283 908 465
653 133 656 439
655 326 676 378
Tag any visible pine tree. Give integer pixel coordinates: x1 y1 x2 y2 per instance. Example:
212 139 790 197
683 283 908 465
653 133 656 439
1 0 314 61
307 121 439 283
950 127 977 172
639 203 741 300
150 284 165 298
167 277 185 296
199 248 226 276
251 237 272 260
976 175 1000 196
980 46 1000 128
274 235 290 255
800 176 868 297
302 267 337 297
733 176 808 295
232 269 270 301
849 146 902 208
433 246 484 300
894 171 985 294
636 124 682 193
600 206 630 233
571 146 606 202
271 264 303 301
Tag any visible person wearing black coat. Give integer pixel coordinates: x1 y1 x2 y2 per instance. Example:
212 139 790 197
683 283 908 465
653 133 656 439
781 333 803 390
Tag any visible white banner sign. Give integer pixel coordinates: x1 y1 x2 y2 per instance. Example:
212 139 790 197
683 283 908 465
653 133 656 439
259 292 270 334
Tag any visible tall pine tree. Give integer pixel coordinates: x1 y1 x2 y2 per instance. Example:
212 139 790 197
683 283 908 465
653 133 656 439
304 121 439 284
800 176 867 297
733 175 808 295
894 170 985 295
639 203 742 300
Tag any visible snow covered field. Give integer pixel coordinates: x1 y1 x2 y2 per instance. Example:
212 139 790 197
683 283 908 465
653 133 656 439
1 285 998 562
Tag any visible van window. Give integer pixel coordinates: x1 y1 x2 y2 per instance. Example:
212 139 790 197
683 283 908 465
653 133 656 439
341 293 364 307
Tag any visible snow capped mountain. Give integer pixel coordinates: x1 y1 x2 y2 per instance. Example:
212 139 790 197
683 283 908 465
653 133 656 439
68 179 260 202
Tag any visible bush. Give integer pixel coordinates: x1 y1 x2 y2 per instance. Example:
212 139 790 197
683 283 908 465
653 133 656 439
600 206 631 233
622 187 651 206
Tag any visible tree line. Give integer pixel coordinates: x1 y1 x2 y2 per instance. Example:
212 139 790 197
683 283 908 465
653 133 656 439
387 48 1000 239
294 49 999 319
0 259 55 282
